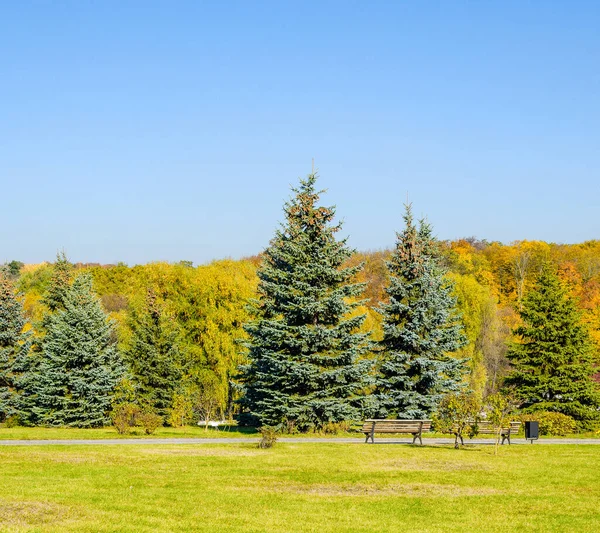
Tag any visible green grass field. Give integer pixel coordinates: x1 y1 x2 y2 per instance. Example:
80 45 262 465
0 425 598 441
0 425 259 440
1 442 599 532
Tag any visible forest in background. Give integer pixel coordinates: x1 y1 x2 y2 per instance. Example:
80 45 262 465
6 237 600 422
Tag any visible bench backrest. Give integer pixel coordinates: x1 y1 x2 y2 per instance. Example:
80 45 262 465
476 421 521 434
362 419 432 432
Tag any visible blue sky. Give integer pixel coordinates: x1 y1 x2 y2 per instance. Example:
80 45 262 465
2 1 599 265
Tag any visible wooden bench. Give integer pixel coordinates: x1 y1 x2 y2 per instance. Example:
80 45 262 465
454 421 521 446
362 419 432 445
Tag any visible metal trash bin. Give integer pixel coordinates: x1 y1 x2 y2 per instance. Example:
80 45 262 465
525 421 539 443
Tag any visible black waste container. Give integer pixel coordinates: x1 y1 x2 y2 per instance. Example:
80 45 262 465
525 421 539 440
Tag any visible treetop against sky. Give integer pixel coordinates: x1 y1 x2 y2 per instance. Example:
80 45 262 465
2 1 599 264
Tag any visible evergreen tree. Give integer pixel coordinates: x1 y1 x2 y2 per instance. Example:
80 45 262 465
504 266 600 427
376 204 467 418
0 272 33 421
34 273 124 427
125 288 182 417
239 173 373 431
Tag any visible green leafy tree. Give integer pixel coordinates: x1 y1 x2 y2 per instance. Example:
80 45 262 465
34 273 124 427
239 173 373 431
505 266 600 428
6 261 24 279
42 251 73 314
485 392 516 453
432 391 480 449
125 288 182 417
376 205 467 418
0 272 33 422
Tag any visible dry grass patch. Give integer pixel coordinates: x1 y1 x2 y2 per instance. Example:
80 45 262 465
253 480 504 497
0 500 73 530
140 446 260 458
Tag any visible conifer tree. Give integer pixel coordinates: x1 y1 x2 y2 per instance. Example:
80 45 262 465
505 266 600 427
0 272 33 421
34 273 124 427
13 252 74 425
376 205 467 418
125 288 182 417
240 173 373 431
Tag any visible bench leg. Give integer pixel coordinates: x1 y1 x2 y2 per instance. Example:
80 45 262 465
412 433 423 445
501 434 510 445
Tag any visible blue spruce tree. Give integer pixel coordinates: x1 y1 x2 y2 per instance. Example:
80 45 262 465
376 204 467 418
34 273 124 427
0 271 33 422
240 173 373 431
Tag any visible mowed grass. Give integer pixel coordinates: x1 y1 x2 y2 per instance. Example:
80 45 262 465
4 425 597 441
0 443 599 533
0 425 259 440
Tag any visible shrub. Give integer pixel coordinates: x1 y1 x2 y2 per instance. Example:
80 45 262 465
4 415 21 428
111 403 163 435
282 418 298 435
319 421 351 435
520 411 576 436
258 426 278 448
111 403 142 435
139 412 163 435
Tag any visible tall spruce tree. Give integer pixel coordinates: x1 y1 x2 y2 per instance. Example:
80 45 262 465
375 204 467 418
125 288 182 416
0 272 33 421
12 252 75 425
239 173 373 431
34 273 124 427
504 266 600 428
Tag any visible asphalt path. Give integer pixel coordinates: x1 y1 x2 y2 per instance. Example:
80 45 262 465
0 437 599 446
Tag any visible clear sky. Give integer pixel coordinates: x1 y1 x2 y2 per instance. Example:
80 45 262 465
2 1 599 265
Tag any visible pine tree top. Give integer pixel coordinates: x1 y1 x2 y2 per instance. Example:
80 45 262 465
257 172 365 326
510 265 594 361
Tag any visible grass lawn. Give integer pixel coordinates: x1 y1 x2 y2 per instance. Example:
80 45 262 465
0 425 259 440
0 443 599 532
1 425 598 441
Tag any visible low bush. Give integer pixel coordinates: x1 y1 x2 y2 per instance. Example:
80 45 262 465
111 403 163 435
258 426 278 448
520 411 577 436
318 421 352 435
139 412 163 435
4 415 21 428
111 403 142 435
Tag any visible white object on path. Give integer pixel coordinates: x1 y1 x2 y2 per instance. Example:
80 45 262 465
197 420 227 428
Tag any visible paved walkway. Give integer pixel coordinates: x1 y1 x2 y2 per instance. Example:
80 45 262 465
0 437 599 446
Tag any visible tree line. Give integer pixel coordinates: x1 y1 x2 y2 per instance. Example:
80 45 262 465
1 174 599 431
